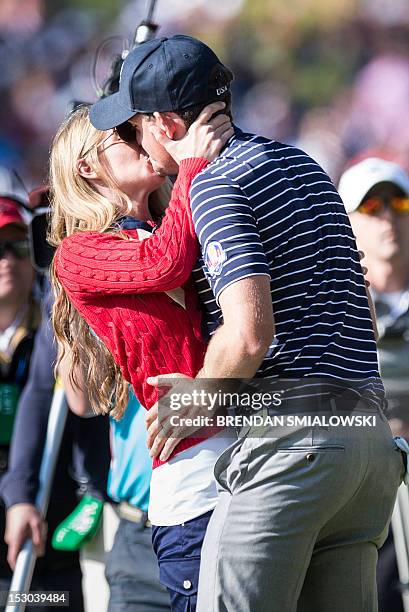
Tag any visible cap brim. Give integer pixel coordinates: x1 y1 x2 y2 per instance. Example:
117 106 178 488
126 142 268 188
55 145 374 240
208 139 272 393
89 92 136 130
345 176 409 213
339 158 409 213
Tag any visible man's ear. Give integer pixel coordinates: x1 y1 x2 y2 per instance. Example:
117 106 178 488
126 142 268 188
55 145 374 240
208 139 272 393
77 158 99 180
152 112 186 139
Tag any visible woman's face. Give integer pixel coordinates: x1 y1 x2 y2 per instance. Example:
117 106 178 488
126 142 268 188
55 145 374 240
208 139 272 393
98 129 165 197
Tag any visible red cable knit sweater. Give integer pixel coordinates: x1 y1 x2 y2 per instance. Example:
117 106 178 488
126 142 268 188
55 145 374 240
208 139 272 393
55 158 212 468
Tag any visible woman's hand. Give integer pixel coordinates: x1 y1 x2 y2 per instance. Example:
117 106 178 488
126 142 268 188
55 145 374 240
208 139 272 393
149 101 234 164
146 373 197 462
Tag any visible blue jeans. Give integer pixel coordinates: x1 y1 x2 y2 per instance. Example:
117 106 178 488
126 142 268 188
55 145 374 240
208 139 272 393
152 511 212 612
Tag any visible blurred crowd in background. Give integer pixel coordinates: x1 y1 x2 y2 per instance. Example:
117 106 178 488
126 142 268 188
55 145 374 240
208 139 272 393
1 0 409 193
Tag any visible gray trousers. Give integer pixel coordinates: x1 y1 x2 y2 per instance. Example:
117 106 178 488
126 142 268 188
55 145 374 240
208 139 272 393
105 518 170 612
197 406 404 612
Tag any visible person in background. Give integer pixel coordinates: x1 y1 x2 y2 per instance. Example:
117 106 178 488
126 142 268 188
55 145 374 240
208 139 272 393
1 291 85 612
26 188 111 554
63 374 170 612
0 194 40 594
0 190 111 611
0 195 85 611
0 196 37 454
339 157 409 438
104 392 170 612
339 156 409 612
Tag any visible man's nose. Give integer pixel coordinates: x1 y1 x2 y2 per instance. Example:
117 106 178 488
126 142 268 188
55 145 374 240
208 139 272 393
379 204 395 222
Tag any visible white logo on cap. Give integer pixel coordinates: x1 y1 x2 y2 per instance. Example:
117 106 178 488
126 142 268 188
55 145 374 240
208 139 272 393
204 241 227 277
216 86 228 96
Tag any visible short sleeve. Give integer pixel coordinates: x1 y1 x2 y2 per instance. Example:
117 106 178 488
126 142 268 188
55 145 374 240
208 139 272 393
190 173 271 305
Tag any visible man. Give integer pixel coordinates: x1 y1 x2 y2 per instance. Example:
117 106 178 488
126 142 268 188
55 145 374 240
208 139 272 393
339 157 409 439
89 36 403 611
339 156 409 612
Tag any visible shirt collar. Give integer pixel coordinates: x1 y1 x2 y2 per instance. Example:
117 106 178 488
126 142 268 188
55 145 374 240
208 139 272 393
217 124 246 158
119 216 153 232
0 305 28 357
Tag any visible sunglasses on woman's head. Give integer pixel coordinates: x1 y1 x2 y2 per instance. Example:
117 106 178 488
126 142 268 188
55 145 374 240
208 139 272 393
357 196 409 216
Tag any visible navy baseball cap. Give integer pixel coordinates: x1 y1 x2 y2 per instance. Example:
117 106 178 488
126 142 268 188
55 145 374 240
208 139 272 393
90 35 232 130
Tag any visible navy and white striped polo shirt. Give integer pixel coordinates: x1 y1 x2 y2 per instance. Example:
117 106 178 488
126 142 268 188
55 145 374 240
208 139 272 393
190 127 383 405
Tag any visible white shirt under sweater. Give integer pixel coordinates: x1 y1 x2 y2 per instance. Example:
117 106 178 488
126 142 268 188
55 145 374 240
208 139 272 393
148 431 234 526
133 228 233 526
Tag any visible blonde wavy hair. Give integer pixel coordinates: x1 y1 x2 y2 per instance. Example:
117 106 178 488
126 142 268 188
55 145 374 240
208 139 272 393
49 105 171 419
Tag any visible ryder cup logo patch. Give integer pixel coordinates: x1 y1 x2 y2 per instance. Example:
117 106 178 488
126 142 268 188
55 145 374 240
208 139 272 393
204 241 227 277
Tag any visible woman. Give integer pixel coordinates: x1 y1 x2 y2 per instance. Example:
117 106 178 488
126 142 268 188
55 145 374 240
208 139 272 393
49 102 233 611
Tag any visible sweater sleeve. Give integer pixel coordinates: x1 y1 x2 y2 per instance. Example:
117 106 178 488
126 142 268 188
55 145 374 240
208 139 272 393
56 158 208 297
